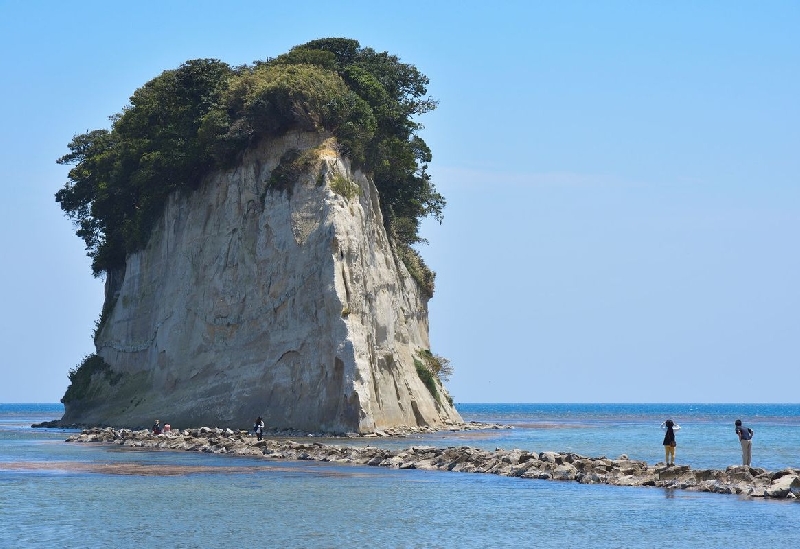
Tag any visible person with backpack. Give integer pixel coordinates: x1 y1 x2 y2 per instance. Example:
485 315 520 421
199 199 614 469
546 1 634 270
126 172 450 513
661 419 680 466
735 419 754 466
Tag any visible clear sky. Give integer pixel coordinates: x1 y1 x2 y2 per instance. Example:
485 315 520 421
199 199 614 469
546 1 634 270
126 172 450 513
1 1 797 403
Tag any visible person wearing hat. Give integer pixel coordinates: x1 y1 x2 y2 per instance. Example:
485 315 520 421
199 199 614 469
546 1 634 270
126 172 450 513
661 419 680 466
152 419 162 435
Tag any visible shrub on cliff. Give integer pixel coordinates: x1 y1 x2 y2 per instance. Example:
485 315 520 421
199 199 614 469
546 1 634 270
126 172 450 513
55 38 443 291
418 349 453 382
62 354 120 404
414 358 439 403
415 350 455 405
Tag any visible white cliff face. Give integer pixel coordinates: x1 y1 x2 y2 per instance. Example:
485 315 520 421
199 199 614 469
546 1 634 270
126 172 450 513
62 131 462 432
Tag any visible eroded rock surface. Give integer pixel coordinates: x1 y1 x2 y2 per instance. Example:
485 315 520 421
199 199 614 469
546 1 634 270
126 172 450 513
61 132 461 433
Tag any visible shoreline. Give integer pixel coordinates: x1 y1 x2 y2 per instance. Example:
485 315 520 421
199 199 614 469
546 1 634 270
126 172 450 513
66 427 800 501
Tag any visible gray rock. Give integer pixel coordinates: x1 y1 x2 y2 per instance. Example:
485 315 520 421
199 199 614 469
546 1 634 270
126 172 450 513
540 451 559 463
553 464 578 481
765 475 800 498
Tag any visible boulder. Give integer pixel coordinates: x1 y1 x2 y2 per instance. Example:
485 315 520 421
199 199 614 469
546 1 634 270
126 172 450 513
765 475 800 498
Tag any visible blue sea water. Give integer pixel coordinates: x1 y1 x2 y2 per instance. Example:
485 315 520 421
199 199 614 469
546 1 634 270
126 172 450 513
1 403 798 548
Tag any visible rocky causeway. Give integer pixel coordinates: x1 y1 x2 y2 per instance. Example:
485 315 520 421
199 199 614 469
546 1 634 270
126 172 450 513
66 427 800 501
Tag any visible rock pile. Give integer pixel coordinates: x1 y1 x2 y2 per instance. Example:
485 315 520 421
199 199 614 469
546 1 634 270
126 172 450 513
67 428 800 501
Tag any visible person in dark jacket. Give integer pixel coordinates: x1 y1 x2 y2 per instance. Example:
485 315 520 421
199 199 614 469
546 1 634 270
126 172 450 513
661 419 680 465
253 416 264 441
735 419 754 466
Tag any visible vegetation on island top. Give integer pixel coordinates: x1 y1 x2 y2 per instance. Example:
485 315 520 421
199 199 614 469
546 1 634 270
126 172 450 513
55 38 444 296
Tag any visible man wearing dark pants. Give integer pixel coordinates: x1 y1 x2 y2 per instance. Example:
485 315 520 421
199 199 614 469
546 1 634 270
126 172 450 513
735 419 753 466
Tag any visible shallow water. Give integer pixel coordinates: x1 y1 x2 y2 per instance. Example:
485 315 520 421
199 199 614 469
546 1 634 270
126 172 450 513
337 403 800 471
1 403 798 548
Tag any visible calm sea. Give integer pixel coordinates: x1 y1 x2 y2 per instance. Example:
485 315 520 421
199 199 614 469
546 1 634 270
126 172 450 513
1 403 798 548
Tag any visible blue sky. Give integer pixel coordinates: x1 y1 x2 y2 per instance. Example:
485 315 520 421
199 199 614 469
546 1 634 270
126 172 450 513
0 1 797 403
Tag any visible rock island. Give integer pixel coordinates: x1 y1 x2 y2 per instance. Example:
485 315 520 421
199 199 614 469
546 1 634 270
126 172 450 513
54 39 461 433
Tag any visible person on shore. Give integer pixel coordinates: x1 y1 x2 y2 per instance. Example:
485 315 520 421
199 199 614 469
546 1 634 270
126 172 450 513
254 416 264 441
735 419 754 466
661 419 680 466
152 419 162 435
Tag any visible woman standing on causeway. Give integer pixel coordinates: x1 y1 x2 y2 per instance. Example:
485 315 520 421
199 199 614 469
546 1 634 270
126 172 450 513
661 419 680 466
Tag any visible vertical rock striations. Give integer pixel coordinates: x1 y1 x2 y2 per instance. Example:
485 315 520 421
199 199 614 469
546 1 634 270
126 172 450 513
61 132 462 433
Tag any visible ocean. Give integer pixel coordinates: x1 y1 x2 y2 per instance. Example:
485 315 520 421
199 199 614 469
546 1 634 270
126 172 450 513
1 403 798 548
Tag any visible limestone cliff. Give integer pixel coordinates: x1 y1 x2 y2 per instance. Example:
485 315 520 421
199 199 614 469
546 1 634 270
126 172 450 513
61 131 462 433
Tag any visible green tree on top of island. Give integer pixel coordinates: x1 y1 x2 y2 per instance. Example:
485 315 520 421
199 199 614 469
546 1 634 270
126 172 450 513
55 38 444 295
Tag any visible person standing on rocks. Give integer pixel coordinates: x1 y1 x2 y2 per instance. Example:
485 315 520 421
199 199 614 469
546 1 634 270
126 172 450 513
254 416 264 441
661 419 680 466
735 419 754 466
